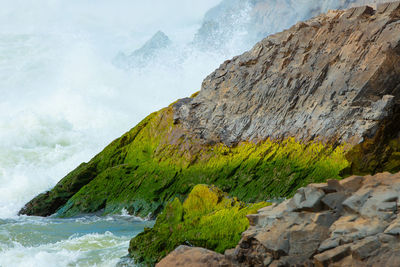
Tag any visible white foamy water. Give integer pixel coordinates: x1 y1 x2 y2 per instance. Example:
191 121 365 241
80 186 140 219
0 0 227 219
0 1 231 265
0 215 153 267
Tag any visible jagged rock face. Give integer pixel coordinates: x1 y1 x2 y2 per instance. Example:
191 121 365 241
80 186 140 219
159 171 400 266
176 2 400 146
229 171 400 266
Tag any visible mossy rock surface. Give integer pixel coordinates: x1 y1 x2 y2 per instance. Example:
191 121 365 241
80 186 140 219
128 184 269 266
19 101 400 218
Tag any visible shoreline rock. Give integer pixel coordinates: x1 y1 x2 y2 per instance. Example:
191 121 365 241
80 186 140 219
158 172 400 266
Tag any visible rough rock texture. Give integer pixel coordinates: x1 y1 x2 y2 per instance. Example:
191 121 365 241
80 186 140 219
19 105 348 217
228 171 400 266
160 171 400 266
177 2 400 147
156 246 231 267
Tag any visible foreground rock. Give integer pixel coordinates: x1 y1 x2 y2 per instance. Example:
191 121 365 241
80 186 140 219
233 172 400 266
160 172 400 266
156 246 231 267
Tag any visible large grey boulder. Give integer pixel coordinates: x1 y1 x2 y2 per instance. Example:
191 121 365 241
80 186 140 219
230 171 400 266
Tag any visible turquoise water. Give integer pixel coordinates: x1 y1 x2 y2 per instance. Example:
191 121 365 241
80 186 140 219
0 215 153 267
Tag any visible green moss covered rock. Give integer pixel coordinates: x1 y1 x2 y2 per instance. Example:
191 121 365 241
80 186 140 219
128 184 269 266
20 99 400 219
19 104 356 217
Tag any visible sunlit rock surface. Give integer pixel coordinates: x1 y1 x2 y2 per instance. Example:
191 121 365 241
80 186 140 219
176 2 400 147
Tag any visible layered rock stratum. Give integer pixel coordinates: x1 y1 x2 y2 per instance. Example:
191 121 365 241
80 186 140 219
176 1 400 147
20 2 400 220
158 171 400 266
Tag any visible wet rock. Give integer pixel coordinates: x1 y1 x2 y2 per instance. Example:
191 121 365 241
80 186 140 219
114 31 171 69
193 0 399 52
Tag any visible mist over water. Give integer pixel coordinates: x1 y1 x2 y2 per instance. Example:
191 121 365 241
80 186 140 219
0 2 232 265
0 0 228 219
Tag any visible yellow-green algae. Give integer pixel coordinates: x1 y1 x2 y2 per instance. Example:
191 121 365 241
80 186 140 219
55 106 349 217
23 101 353 217
128 184 269 266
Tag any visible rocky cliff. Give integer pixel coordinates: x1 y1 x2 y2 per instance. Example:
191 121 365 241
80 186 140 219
177 2 400 147
20 2 400 219
157 171 400 266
